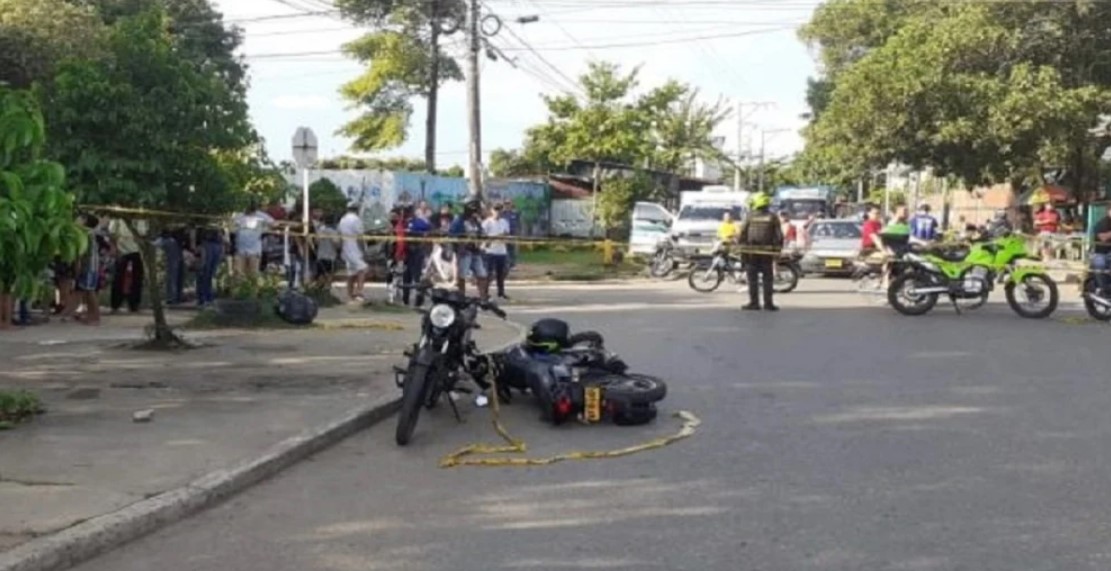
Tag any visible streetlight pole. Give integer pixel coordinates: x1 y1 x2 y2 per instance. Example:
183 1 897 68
757 127 789 194
465 0 482 199
733 101 774 191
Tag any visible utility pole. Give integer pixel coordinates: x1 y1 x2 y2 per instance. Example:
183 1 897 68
733 100 774 192
466 0 482 199
425 0 441 174
757 127 789 194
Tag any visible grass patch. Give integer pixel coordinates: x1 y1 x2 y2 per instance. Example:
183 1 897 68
0 390 45 430
516 246 645 281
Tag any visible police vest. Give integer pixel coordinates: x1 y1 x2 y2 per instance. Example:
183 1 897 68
744 213 779 246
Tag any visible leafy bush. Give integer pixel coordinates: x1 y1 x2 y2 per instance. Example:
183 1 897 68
0 390 45 429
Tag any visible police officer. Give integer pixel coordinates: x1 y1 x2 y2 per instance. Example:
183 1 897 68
737 193 784 311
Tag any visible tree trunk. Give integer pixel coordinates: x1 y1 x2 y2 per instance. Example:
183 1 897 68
125 219 178 347
425 2 441 174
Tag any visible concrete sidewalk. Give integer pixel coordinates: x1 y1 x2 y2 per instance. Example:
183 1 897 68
0 305 522 569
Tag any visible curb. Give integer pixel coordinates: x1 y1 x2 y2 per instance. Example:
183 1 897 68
0 394 401 571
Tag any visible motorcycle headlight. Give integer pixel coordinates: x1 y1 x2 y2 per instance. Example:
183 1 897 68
428 304 456 328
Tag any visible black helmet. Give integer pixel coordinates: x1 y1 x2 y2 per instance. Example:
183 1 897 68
463 196 483 215
526 318 570 353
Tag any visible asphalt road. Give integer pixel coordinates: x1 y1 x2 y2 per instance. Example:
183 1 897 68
74 278 1111 571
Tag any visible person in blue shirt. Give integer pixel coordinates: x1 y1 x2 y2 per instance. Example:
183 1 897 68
910 204 939 241
502 200 521 268
449 198 489 298
403 205 433 306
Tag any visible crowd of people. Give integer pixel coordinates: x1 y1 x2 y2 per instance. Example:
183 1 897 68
2 196 526 330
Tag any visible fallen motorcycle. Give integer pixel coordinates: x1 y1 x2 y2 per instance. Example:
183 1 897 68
393 285 506 446
887 232 1058 319
490 319 668 426
687 241 800 294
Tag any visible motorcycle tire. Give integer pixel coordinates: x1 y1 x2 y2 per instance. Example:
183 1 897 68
687 265 725 293
887 273 939 316
1005 274 1058 319
773 262 800 294
567 331 605 349
592 373 667 404
650 253 675 278
396 352 435 446
612 403 658 426
1083 278 1111 321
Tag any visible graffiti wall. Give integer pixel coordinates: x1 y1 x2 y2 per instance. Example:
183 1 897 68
289 169 550 236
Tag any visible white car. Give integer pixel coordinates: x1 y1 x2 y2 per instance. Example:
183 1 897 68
629 219 671 257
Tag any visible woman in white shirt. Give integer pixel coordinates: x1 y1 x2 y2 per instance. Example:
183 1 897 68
482 204 511 299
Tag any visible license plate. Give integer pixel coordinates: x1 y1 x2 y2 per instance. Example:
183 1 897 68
824 259 843 269
584 386 602 423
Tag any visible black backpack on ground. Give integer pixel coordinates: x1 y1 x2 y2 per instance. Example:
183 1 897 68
275 289 319 325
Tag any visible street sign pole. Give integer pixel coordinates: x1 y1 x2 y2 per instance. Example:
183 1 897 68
292 127 318 289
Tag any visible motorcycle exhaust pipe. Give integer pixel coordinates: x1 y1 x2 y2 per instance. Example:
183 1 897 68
908 286 950 295
1085 293 1111 308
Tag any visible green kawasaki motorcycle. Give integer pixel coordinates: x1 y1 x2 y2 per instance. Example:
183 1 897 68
887 232 1059 319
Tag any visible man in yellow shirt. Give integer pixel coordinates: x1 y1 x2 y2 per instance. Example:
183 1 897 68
717 211 739 243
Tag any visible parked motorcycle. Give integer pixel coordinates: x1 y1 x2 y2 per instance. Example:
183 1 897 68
1082 274 1111 321
887 232 1058 318
687 241 800 294
649 235 681 278
394 285 506 446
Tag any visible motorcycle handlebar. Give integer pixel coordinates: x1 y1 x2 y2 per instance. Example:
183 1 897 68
400 283 507 318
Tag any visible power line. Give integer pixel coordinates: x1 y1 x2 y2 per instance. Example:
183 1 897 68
242 25 795 59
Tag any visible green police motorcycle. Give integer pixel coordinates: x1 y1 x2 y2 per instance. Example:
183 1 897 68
886 231 1059 319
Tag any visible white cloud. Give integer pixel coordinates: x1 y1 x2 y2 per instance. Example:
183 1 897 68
271 94 331 110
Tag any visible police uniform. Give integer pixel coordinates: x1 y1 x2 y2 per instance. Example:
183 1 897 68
738 204 785 310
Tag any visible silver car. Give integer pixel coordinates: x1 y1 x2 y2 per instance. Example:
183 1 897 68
800 220 862 275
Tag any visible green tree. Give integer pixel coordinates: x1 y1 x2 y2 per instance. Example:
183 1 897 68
488 148 540 178
39 9 255 344
596 171 655 238
334 0 464 170
307 177 349 217
0 88 87 328
0 0 106 88
645 84 732 173
801 1 1111 192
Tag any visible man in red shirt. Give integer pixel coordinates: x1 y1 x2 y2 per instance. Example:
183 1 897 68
1035 204 1060 260
860 208 883 255
1035 204 1060 233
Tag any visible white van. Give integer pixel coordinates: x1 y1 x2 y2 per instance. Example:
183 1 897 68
670 189 750 256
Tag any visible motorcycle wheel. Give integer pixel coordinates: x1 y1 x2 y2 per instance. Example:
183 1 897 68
1005 274 1058 319
887 273 939 316
852 267 886 305
649 252 675 278
568 331 605 349
594 373 667 404
687 265 725 293
396 351 435 446
1083 278 1111 321
773 262 800 294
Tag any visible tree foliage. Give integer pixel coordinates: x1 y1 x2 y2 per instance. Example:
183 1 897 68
800 0 1111 192
0 0 106 88
518 62 731 174
334 0 464 156
38 6 254 342
308 177 349 216
0 88 86 299
597 171 655 235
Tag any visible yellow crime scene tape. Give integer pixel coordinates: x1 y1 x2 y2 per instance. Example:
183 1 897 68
439 357 700 468
77 204 1104 274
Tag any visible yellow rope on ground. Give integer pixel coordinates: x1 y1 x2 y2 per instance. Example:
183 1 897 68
439 359 700 468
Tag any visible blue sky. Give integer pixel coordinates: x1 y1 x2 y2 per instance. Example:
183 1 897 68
214 0 820 169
